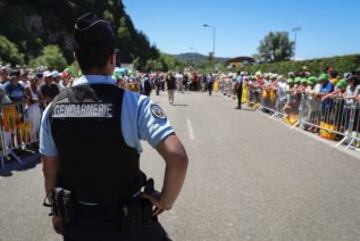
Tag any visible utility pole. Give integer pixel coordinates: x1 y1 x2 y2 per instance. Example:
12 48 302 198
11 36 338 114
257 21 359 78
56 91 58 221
292 27 301 61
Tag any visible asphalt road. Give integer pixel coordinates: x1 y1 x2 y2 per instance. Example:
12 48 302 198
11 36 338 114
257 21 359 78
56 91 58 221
1 90 360 241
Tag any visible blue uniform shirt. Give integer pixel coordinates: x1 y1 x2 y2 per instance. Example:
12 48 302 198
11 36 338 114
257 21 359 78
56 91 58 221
39 75 175 156
235 76 243 84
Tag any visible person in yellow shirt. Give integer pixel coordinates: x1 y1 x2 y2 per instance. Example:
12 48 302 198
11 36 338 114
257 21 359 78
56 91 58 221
329 70 339 85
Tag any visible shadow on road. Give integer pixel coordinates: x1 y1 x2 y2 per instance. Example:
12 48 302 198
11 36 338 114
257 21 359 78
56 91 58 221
0 153 41 177
171 104 188 107
237 108 255 112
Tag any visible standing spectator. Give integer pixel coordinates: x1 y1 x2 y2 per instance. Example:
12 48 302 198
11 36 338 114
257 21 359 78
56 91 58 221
155 75 161 96
183 73 189 91
318 73 335 119
160 73 166 91
329 70 339 85
318 73 335 99
166 72 176 104
143 75 152 96
202 74 207 91
60 71 72 89
52 70 65 91
4 69 25 102
0 66 9 83
190 72 197 91
175 73 184 93
275 76 288 112
0 84 12 104
253 71 264 103
234 71 243 109
25 76 43 142
41 71 60 105
207 73 215 96
19 68 30 87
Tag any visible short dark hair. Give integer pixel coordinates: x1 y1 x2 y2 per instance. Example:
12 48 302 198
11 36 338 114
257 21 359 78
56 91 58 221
74 44 114 72
330 70 338 78
73 13 116 72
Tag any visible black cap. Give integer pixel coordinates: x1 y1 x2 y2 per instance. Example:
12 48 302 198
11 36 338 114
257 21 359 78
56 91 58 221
9 69 20 77
74 12 116 48
35 72 43 78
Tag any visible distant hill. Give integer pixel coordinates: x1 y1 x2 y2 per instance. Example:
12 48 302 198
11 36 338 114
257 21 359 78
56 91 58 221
173 52 229 64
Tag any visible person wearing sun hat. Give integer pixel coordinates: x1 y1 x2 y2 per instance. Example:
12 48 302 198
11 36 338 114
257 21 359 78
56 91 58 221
307 76 317 86
286 77 294 90
302 76 321 132
297 77 308 93
40 70 60 104
316 73 335 117
294 76 301 86
275 75 287 112
317 73 330 94
4 68 25 102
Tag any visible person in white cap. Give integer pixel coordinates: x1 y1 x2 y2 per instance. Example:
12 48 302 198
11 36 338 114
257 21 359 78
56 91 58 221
52 70 64 91
40 70 59 105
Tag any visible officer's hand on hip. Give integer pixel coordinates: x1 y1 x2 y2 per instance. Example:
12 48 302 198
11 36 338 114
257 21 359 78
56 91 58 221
52 216 64 234
141 191 168 216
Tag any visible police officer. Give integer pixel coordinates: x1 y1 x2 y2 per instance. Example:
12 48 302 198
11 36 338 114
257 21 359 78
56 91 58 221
40 13 188 241
235 71 243 109
207 73 215 96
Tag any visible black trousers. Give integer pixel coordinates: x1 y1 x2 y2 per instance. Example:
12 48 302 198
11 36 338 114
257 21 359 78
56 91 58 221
63 218 171 241
208 82 213 96
62 203 171 241
237 88 243 108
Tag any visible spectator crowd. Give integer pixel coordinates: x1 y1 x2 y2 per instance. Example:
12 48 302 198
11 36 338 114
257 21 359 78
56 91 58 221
219 66 360 141
1 62 360 159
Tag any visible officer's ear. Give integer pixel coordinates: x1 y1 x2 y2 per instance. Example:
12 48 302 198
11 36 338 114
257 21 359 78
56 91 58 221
73 52 78 63
109 51 116 68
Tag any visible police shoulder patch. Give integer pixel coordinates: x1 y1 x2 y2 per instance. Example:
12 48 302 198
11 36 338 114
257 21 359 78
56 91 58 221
150 104 167 119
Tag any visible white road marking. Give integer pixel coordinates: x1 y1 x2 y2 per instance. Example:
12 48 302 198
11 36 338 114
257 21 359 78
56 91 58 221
186 118 196 140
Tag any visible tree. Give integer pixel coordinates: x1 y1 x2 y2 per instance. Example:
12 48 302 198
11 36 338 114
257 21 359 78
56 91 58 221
30 45 67 70
255 31 294 63
0 0 160 67
0 35 25 65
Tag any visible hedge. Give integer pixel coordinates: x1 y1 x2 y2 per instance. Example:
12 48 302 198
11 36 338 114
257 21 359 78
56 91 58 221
240 54 360 75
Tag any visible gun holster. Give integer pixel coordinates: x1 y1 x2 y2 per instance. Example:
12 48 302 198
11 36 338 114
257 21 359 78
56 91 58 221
121 178 158 230
52 187 74 223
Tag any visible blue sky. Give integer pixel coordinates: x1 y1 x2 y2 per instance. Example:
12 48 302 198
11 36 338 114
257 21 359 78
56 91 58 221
123 0 360 59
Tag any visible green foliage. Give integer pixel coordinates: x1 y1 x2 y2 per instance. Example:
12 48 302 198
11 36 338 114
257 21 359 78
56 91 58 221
238 54 360 75
67 61 82 77
30 45 67 70
0 0 160 68
255 32 294 63
159 54 185 72
145 59 164 72
0 35 25 65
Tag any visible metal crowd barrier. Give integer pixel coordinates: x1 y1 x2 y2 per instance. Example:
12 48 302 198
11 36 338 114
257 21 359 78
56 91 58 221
219 80 234 97
0 102 38 168
257 88 360 149
336 101 360 149
217 80 360 150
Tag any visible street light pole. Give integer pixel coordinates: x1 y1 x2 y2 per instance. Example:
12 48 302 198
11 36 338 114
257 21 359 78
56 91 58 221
292 27 301 61
203 24 216 59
